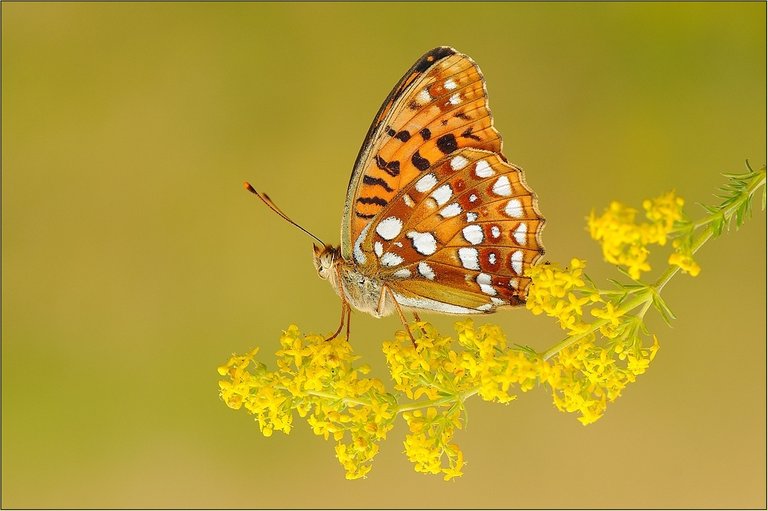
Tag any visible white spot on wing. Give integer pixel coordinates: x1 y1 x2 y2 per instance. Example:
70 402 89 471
491 297 506 305
476 273 497 296
462 224 483 245
509 278 519 289
510 250 524 275
416 88 432 104
418 261 435 280
474 160 494 178
415 173 438 193
353 222 371 264
450 155 469 170
469 193 478 203
488 253 497 265
393 268 411 279
491 225 501 239
374 241 383 257
505 198 524 218
444 78 457 90
513 223 528 245
392 292 480 314
407 230 438 255
376 216 403 241
431 184 452 207
439 202 462 218
458 247 480 270
492 175 513 196
380 252 404 267
403 194 415 208
477 303 493 312
449 93 461 105
466 212 478 222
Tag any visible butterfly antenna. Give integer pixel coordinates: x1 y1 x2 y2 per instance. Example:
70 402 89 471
243 182 327 248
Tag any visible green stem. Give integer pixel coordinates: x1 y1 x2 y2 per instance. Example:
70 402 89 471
395 388 480 414
296 389 371 408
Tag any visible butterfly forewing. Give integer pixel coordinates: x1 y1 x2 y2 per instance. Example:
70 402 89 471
355 148 544 313
342 47 503 260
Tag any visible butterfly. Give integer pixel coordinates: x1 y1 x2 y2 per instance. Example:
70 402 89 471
246 46 545 341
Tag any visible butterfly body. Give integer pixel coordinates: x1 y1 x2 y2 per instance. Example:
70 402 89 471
313 244 395 318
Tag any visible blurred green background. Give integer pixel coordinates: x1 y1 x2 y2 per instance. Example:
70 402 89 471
3 2 765 508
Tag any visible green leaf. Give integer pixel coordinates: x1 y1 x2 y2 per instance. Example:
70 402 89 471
651 292 677 327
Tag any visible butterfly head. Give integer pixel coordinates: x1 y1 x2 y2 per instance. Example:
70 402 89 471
312 244 341 280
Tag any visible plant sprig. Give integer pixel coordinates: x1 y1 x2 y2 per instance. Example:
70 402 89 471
218 164 765 480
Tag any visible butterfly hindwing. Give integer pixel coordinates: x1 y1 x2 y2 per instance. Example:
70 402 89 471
341 47 503 261
356 148 545 314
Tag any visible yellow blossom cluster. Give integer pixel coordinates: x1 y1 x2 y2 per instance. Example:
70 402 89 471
524 259 661 424
218 325 396 479
588 191 696 279
403 407 465 481
543 333 660 425
381 321 543 479
525 258 600 334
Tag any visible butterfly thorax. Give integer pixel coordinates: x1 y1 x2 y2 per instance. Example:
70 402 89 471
313 244 393 318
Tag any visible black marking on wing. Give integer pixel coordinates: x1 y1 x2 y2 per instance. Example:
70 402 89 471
363 175 394 192
454 111 472 120
355 212 376 219
375 154 400 176
420 127 432 140
395 130 411 142
461 127 481 141
436 133 458 154
386 126 396 137
414 46 456 72
357 196 388 206
411 151 431 171
385 160 400 177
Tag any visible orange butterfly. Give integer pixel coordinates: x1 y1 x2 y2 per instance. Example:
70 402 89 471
246 47 545 341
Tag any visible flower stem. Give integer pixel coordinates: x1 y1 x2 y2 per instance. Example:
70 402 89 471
395 388 480 414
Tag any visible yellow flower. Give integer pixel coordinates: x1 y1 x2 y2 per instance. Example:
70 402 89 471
668 252 701 276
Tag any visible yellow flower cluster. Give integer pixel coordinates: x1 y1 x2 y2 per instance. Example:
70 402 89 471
668 249 701 277
525 258 601 334
524 258 662 424
381 321 543 479
218 325 396 479
403 407 465 481
543 334 660 425
588 191 693 279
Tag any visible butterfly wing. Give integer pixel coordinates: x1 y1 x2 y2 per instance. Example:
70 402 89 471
354 147 545 314
341 47 503 261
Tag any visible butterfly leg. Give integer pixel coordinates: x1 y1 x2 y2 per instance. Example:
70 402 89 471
411 311 429 336
384 286 418 348
325 299 349 342
345 305 352 340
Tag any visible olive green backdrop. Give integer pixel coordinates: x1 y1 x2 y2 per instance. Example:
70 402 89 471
3 2 765 508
